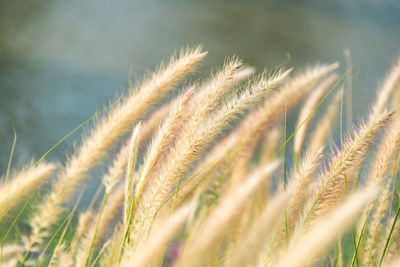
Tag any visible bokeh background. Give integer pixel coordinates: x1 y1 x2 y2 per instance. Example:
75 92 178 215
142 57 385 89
1 0 400 171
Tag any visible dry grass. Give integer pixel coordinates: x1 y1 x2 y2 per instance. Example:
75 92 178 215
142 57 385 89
1 48 400 267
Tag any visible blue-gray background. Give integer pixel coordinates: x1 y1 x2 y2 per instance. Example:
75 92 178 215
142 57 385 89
1 0 399 172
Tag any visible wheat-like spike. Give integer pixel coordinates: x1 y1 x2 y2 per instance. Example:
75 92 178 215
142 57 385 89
120 203 193 267
26 47 206 251
373 55 400 114
225 189 292 267
165 68 291 210
273 186 378 267
190 57 245 118
174 161 279 267
127 88 195 247
285 149 324 238
0 162 56 220
134 87 195 206
305 109 393 225
306 88 343 155
363 119 400 265
294 74 337 158
196 66 255 101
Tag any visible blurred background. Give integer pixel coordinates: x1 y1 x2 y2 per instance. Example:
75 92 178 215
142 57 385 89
0 0 399 171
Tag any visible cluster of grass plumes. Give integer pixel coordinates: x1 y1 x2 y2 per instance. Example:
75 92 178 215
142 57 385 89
1 46 400 267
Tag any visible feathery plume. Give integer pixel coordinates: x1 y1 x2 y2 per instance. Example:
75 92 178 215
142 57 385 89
196 65 255 101
134 87 195 206
305 109 393 225
285 149 324 237
190 57 246 118
0 162 56 220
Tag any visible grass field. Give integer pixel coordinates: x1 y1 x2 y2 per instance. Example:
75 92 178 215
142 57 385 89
1 47 400 267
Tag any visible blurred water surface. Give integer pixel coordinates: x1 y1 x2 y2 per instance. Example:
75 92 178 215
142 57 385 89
1 0 399 171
